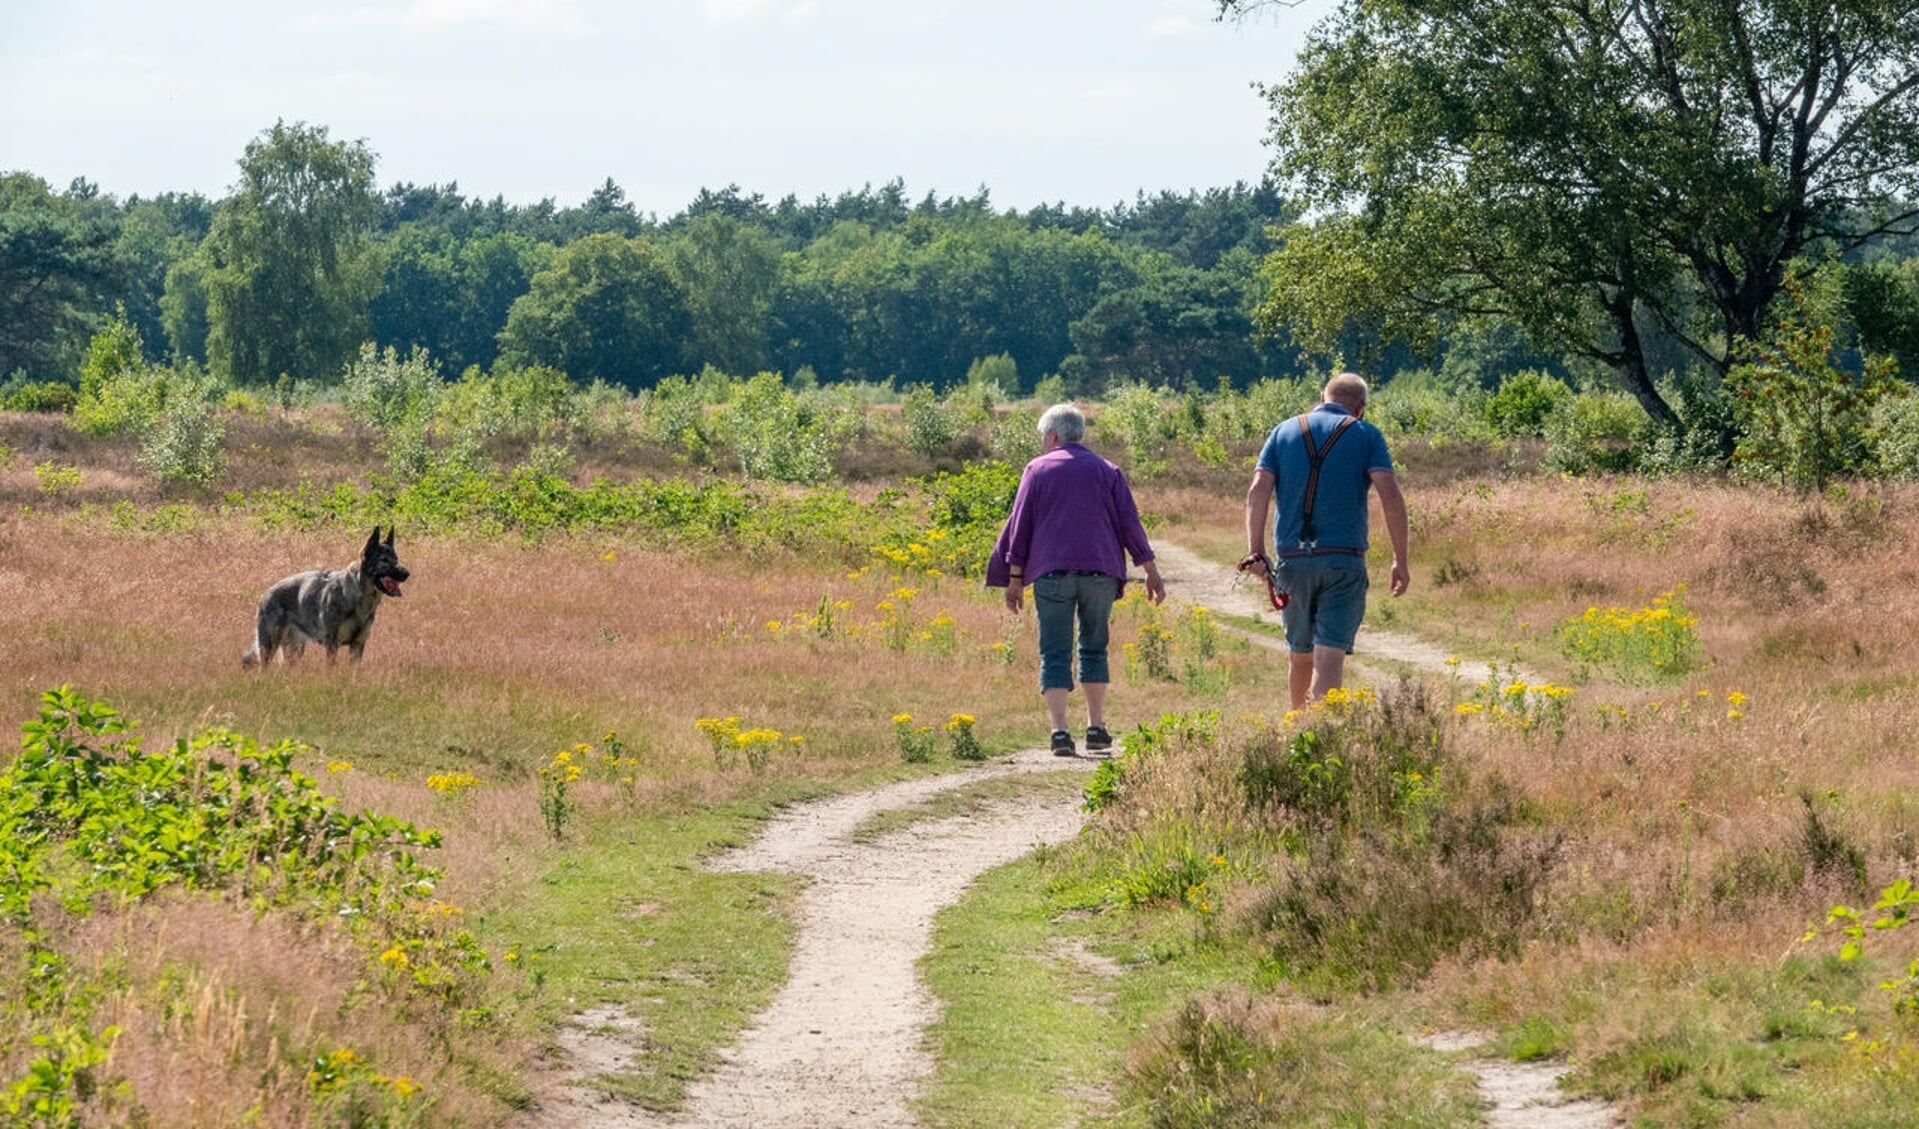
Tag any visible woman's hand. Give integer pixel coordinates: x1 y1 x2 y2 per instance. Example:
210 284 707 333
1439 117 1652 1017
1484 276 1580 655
1004 578 1025 613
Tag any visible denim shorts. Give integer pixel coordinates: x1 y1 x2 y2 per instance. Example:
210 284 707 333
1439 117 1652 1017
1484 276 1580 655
1032 571 1119 691
1276 554 1369 653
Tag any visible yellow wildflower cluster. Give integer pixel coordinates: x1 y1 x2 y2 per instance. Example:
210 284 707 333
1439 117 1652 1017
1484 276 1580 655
1316 686 1378 716
325 760 354 774
426 771 481 797
872 530 962 578
1558 586 1703 679
1453 678 1576 738
306 1045 418 1101
540 748 583 785
694 716 800 773
945 712 986 760
1597 688 1752 730
893 711 938 763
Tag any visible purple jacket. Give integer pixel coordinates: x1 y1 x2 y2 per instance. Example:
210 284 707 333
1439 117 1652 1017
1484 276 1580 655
985 443 1155 588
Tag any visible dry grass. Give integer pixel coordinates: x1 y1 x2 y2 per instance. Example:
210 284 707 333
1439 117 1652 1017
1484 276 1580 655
1096 470 1919 1120
0 419 1290 1123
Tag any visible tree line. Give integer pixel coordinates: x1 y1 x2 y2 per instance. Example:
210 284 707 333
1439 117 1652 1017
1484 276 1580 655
1 122 1303 400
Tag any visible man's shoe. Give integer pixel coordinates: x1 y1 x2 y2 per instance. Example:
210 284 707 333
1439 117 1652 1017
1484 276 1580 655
1050 730 1076 757
1084 725 1114 753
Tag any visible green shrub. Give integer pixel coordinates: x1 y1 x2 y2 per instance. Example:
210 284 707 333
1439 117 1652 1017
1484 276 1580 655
437 362 577 441
718 372 835 483
1544 390 1645 474
1485 369 1569 438
138 396 227 487
901 383 959 457
1 378 78 413
1100 381 1176 475
965 353 1019 398
341 343 441 433
642 373 712 456
0 687 492 1124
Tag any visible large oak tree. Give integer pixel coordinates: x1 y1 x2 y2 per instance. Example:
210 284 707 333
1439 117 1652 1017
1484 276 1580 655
1227 0 1919 429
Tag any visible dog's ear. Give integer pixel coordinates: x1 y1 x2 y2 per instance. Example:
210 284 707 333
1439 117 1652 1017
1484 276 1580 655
363 527 382 557
385 525 395 546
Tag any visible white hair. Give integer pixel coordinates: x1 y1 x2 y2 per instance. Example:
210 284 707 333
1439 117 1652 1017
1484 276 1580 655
1036 403 1086 443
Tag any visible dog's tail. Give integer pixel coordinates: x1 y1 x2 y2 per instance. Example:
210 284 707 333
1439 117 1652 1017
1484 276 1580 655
242 619 271 668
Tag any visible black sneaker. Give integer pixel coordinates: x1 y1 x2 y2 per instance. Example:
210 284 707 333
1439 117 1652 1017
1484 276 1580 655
1084 725 1114 753
1050 729 1076 756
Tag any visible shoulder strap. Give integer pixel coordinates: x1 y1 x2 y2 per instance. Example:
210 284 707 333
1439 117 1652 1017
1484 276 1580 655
1297 413 1358 546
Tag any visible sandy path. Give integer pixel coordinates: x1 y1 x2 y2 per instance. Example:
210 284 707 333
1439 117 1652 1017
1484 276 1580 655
529 543 1604 1126
528 750 1087 1129
1147 540 1542 686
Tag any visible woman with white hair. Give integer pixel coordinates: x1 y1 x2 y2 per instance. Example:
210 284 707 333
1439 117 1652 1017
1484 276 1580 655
987 403 1166 756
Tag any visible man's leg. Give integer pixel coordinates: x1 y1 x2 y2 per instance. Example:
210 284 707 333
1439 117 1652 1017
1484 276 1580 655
1289 652 1314 710
1309 644 1347 702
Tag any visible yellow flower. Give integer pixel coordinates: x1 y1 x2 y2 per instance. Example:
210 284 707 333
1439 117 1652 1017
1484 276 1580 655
1454 702 1486 716
892 713 913 725
1727 690 1748 708
380 945 410 969
391 1076 418 1098
601 550 617 562
326 760 354 773
426 772 481 795
765 620 783 631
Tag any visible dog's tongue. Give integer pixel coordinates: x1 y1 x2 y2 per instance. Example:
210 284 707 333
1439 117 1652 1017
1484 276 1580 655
380 577 404 598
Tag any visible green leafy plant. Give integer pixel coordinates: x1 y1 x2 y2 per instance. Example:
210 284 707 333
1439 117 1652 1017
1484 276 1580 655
537 747 581 840
893 713 937 764
944 714 985 761
1727 280 1898 492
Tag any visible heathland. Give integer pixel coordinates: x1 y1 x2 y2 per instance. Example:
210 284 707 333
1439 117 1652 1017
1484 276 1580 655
4 374 1919 1126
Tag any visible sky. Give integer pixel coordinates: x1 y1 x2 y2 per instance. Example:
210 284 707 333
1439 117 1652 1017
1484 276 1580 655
0 0 1324 217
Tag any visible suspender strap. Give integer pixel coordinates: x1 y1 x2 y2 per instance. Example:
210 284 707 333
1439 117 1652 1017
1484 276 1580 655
1297 413 1358 546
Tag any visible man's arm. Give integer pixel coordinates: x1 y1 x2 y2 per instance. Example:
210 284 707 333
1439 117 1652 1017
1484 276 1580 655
1370 468 1410 596
1244 468 1276 574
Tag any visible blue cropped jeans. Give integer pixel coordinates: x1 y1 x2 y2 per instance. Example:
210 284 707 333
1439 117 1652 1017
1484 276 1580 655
1033 570 1119 691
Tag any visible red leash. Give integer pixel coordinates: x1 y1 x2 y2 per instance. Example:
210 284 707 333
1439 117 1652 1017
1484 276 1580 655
1236 552 1288 611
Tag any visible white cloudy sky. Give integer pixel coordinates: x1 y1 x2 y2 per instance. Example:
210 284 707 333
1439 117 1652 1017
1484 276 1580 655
0 0 1322 215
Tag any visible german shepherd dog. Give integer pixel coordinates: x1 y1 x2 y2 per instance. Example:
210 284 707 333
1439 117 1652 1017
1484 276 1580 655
242 527 410 667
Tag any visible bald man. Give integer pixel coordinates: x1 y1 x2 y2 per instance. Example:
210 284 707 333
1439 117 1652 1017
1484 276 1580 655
1244 372 1410 709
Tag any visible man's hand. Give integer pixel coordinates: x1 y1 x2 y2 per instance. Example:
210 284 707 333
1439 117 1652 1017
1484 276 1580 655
1004 578 1025 613
1389 558 1410 597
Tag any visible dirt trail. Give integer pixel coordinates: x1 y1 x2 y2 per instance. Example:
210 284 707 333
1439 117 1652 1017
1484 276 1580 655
528 543 1602 1127
528 750 1087 1129
1147 540 1542 686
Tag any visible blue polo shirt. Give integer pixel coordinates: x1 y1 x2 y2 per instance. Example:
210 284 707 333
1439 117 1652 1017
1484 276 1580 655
1255 403 1394 553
